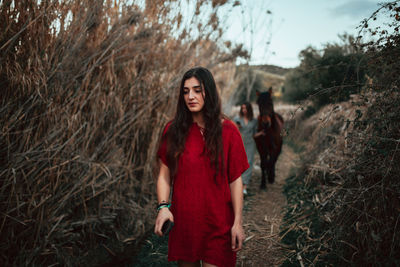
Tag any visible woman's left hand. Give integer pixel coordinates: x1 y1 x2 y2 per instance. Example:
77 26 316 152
254 130 265 138
231 223 245 252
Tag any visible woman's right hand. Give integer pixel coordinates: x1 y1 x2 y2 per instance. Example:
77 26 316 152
154 208 174 236
254 130 265 138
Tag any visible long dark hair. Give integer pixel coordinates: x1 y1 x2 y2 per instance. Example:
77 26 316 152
240 101 254 120
165 67 224 178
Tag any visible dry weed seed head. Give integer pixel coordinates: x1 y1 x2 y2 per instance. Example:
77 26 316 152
0 0 242 265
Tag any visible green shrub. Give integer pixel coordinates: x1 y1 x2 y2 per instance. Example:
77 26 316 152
283 35 367 110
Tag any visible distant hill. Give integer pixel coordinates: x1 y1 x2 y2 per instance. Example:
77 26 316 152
231 64 291 104
250 64 292 76
236 64 292 76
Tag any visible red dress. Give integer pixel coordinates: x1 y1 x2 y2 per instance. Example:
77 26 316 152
157 120 249 267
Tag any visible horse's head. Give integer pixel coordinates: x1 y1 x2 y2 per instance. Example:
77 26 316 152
256 88 274 129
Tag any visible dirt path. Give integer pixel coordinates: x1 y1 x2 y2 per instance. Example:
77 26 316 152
237 144 299 266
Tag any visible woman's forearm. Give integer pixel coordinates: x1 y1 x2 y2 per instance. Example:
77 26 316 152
155 161 174 236
157 161 171 204
229 176 244 225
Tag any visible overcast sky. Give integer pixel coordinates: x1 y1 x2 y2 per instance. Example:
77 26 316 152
223 0 388 68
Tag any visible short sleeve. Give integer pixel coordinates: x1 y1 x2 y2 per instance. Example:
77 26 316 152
157 122 171 166
226 122 250 183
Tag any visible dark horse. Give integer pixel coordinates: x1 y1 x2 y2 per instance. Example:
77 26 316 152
254 88 284 189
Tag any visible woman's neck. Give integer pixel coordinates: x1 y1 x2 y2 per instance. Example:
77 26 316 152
241 114 249 121
192 112 205 128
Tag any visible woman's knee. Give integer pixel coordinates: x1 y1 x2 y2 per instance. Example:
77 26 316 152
202 261 218 267
178 260 201 267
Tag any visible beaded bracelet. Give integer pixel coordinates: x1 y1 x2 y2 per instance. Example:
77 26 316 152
157 202 169 208
157 203 171 211
157 201 170 209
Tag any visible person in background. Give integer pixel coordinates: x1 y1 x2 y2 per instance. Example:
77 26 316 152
154 67 249 267
234 102 264 195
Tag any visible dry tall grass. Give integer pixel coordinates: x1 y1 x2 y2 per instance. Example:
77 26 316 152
0 1 246 265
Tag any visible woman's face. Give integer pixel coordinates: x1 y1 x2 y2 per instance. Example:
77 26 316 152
183 77 205 113
241 104 247 116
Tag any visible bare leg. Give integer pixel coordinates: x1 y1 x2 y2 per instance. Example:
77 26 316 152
202 261 218 267
178 260 201 267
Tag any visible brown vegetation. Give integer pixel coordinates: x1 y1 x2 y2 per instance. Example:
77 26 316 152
0 1 247 265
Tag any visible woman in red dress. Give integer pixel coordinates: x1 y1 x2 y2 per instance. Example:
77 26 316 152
154 67 249 267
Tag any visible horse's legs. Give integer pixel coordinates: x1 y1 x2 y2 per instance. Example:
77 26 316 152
260 158 267 189
267 162 275 184
267 157 276 184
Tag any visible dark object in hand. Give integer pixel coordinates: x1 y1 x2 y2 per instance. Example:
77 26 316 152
236 121 241 126
162 220 174 235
